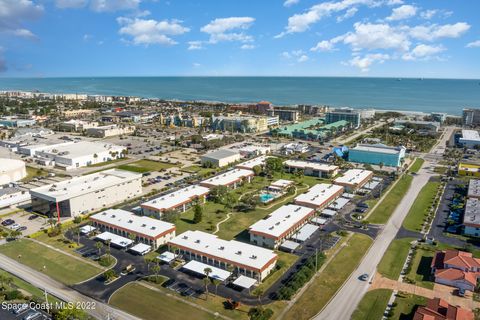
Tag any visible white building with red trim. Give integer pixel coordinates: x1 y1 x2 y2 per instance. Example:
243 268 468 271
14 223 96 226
200 169 254 189
294 183 344 210
333 169 373 192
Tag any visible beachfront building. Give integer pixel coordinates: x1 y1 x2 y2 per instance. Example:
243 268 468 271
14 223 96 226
333 169 373 192
284 160 339 178
59 120 99 132
267 109 300 122
200 149 241 168
141 185 210 217
168 230 278 281
348 143 406 167
30 169 142 219
200 169 254 189
21 141 126 170
90 209 176 249
463 198 480 237
325 108 361 129
249 204 315 249
235 156 269 170
459 130 480 149
86 124 135 138
463 108 480 127
272 118 349 141
294 183 344 210
211 115 279 133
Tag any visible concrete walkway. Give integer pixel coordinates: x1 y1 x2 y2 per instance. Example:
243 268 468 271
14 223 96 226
370 273 479 310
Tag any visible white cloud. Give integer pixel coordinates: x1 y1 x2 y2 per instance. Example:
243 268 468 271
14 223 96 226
117 17 189 45
240 44 255 50
346 53 389 72
0 0 43 38
83 33 92 41
200 17 255 44
297 54 309 62
311 40 336 52
90 0 140 12
386 4 417 21
386 0 403 5
420 9 437 20
408 22 470 41
336 7 358 22
284 0 300 7
187 41 203 50
55 0 86 9
276 0 382 37
402 44 445 60
466 40 480 48
193 62 201 68
343 22 410 51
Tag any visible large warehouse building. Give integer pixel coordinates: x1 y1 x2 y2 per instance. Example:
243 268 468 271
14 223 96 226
200 149 241 168
0 159 27 185
30 169 142 219
169 230 278 281
90 209 176 249
348 143 406 167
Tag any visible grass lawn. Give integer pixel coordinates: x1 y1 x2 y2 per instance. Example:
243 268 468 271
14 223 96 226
351 289 393 320
87 157 129 167
0 270 60 304
367 175 413 224
409 158 425 173
117 159 176 173
23 166 48 181
181 165 216 177
377 238 416 280
390 292 427 320
253 251 299 295
434 166 448 174
0 239 103 285
283 233 373 320
402 181 440 232
110 282 251 320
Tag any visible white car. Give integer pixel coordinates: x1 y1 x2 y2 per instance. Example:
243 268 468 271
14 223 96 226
8 223 20 230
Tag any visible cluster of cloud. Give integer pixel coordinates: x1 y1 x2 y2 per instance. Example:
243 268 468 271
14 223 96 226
282 50 309 63
117 17 189 45
0 0 43 39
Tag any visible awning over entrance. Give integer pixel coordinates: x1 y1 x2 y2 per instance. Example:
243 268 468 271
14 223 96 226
182 260 231 282
232 275 257 289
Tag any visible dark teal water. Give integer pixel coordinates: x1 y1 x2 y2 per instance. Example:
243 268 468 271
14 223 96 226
0 77 479 115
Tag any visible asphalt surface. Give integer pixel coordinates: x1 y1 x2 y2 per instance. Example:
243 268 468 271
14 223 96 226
314 127 454 320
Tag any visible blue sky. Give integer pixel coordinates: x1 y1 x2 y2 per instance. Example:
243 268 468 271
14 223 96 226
1 0 480 78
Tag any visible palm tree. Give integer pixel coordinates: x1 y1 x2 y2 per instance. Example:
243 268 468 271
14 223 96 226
144 256 154 272
95 241 103 256
73 227 81 245
128 233 136 244
151 263 161 282
212 279 221 295
203 267 212 300
9 230 22 241
253 288 264 305
105 239 111 258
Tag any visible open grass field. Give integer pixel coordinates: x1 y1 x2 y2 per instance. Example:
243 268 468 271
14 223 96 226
367 175 413 224
283 233 373 320
181 165 216 177
409 158 425 173
351 289 393 320
391 292 427 320
377 238 415 280
402 181 440 232
0 239 102 285
23 166 48 181
117 159 176 173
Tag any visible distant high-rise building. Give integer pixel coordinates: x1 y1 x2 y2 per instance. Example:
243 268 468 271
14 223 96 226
267 108 299 122
326 108 361 128
463 108 480 126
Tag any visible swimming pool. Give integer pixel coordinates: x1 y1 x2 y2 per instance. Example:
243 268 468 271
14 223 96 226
259 193 275 203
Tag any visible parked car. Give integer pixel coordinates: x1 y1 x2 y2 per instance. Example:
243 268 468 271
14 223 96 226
1 219 15 226
17 226 27 232
13 304 29 314
9 223 21 230
28 215 39 220
357 203 369 208
23 311 42 320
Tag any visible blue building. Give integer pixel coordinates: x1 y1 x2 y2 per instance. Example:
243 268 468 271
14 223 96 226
348 143 406 167
0 117 36 128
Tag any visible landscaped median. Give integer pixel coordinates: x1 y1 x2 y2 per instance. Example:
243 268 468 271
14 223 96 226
0 239 103 285
282 233 373 320
409 158 425 174
351 289 393 320
402 180 442 232
377 237 416 280
367 175 413 224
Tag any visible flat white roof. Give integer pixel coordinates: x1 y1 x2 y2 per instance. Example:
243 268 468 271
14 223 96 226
39 141 125 160
334 169 373 187
182 260 231 282
157 251 177 263
30 169 141 202
200 169 254 187
280 240 300 251
141 185 209 211
235 156 268 170
79 225 96 234
292 224 319 242
237 145 270 153
351 144 403 155
321 209 337 217
169 230 277 271
129 243 152 255
342 193 355 199
328 197 350 210
311 217 327 225
284 160 338 172
249 204 314 239
90 209 175 238
462 130 480 141
364 181 380 190
232 275 257 289
270 179 294 188
96 231 133 248
294 183 344 208
201 149 239 160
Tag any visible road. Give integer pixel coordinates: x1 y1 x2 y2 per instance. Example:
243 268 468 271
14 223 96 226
0 254 140 320
314 126 452 320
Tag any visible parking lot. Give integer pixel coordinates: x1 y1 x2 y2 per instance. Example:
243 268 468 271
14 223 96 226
1 211 49 237
0 305 50 320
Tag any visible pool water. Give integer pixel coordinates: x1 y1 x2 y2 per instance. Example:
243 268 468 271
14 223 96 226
259 193 275 203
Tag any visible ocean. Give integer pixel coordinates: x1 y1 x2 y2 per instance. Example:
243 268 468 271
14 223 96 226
0 77 479 115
